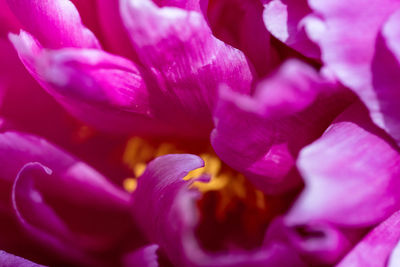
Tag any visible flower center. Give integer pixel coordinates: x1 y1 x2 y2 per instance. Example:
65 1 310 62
122 137 293 252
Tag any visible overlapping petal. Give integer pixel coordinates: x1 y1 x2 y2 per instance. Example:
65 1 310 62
120 0 254 131
131 154 305 267
96 0 138 60
337 210 400 267
0 130 137 265
305 0 400 143
211 60 353 194
9 31 185 136
6 0 100 49
263 0 320 59
205 0 279 76
371 10 400 145
287 102 400 226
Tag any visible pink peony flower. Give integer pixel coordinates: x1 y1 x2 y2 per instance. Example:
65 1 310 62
2 0 400 266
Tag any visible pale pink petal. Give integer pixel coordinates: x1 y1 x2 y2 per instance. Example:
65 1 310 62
287 102 400 226
263 0 320 59
305 0 400 142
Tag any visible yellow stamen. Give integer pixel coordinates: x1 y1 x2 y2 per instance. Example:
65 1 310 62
123 177 138 193
134 163 147 177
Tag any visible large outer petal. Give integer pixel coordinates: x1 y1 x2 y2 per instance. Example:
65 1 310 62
211 60 353 194
287 102 400 226
9 31 187 137
120 0 254 133
132 154 306 267
337 210 400 267
305 0 400 142
263 0 320 59
6 0 100 49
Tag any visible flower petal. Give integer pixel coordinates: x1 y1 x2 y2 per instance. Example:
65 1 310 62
0 130 136 265
132 154 306 267
266 219 356 265
12 163 95 265
6 0 100 48
305 0 400 141
122 245 159 267
211 59 353 194
0 250 45 267
9 30 186 137
96 0 138 60
120 0 254 131
287 102 400 226
370 9 400 145
337 210 400 267
263 0 320 59
206 0 279 76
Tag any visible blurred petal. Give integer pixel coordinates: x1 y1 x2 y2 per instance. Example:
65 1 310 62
9 30 183 136
263 0 320 59
132 154 305 267
337 210 400 267
206 0 279 76
97 0 138 60
287 102 400 226
211 60 353 194
6 0 100 48
122 245 159 267
266 219 355 265
0 250 45 267
371 10 400 145
120 0 254 132
12 163 95 265
0 131 135 265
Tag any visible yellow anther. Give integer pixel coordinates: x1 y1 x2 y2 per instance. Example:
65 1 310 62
192 173 229 192
156 142 180 156
134 163 147 177
255 190 267 210
123 177 138 193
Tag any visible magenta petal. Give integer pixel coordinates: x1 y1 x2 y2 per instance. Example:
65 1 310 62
211 60 353 194
0 250 45 267
132 154 305 267
266 219 354 265
287 102 400 226
0 131 135 264
9 31 181 136
206 0 279 76
337 210 400 267
370 10 400 145
120 0 254 130
263 0 320 59
96 0 137 60
6 0 100 49
305 0 400 139
12 163 94 265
